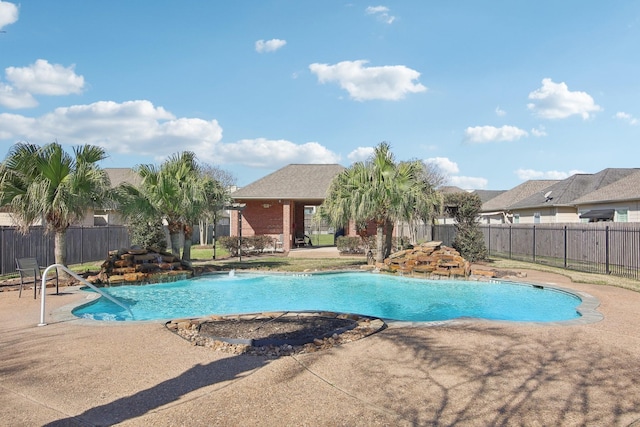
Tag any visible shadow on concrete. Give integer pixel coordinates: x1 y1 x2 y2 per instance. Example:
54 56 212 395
351 324 640 426
43 355 269 426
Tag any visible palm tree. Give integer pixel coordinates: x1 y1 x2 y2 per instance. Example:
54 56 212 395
0 142 110 267
320 142 442 263
116 151 224 261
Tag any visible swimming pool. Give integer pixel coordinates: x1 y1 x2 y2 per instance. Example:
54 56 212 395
72 271 584 323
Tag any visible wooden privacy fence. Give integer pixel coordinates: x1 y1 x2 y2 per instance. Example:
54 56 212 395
1 226 131 276
433 223 640 280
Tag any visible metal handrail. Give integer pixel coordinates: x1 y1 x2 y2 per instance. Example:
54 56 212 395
39 264 134 326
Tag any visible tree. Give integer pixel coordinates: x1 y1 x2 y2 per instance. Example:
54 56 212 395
444 192 487 261
115 152 226 261
0 142 110 267
198 164 235 247
319 142 442 263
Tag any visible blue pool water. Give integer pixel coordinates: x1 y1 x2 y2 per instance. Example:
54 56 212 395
72 272 582 322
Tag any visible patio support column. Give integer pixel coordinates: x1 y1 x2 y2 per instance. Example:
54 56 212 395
282 200 292 252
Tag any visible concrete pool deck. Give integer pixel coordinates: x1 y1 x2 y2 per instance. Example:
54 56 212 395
1 268 640 426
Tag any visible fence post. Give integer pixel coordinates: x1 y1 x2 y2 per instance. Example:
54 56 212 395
563 225 567 268
605 225 610 275
532 225 536 263
487 224 491 256
509 225 512 259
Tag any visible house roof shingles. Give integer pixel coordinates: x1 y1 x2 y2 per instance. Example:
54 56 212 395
571 169 640 205
509 168 639 209
231 164 346 200
481 180 559 212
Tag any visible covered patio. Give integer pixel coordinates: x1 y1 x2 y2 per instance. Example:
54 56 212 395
229 164 346 252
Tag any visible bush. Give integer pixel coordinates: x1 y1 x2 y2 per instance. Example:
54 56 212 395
218 235 275 256
444 192 487 262
129 220 168 252
336 236 366 254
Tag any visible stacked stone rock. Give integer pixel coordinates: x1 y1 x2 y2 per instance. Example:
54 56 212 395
380 241 471 278
87 247 192 285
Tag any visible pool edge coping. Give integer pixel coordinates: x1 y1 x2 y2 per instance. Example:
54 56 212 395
52 271 604 327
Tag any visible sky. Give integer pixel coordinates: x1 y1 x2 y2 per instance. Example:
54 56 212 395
1 1 639 190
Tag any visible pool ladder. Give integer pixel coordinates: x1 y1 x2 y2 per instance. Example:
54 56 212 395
38 264 134 326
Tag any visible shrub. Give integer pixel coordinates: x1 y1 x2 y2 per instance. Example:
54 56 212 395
444 192 487 262
336 236 366 254
129 220 168 252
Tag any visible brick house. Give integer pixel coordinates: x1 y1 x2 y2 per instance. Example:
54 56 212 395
229 164 346 252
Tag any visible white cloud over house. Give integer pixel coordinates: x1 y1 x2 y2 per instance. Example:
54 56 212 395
464 125 528 143
347 146 375 162
527 78 602 120
0 59 85 109
0 99 340 169
515 168 584 180
425 157 487 189
424 156 459 175
255 38 287 53
309 60 426 101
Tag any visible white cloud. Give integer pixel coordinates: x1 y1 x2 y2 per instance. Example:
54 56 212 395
515 168 584 180
0 82 37 108
527 78 602 120
530 125 547 137
6 59 84 95
464 125 528 143
347 146 374 162
614 111 638 125
0 1 18 29
365 5 395 24
215 138 340 168
0 100 342 169
424 157 459 175
255 38 287 53
0 59 85 109
309 60 426 101
449 176 488 190
495 106 506 116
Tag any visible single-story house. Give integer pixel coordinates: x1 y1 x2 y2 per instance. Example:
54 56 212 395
572 169 640 222
230 164 346 251
507 168 638 223
478 180 559 224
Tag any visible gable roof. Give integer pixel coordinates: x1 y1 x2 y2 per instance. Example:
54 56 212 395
231 164 346 201
104 168 141 187
472 189 506 204
572 169 640 205
509 168 639 209
481 180 558 212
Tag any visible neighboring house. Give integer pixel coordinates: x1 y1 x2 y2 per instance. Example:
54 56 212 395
230 164 346 252
508 168 639 224
436 186 506 224
571 169 640 222
479 180 559 224
92 168 143 226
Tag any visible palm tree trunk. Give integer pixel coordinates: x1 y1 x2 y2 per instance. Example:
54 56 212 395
375 223 385 263
183 224 193 261
384 219 394 258
54 229 67 266
54 229 71 279
167 221 182 258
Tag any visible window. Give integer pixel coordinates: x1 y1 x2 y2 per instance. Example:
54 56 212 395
534 212 541 224
513 214 520 224
615 209 628 222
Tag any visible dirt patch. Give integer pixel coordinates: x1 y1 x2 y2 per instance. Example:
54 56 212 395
167 312 386 357
198 316 356 345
